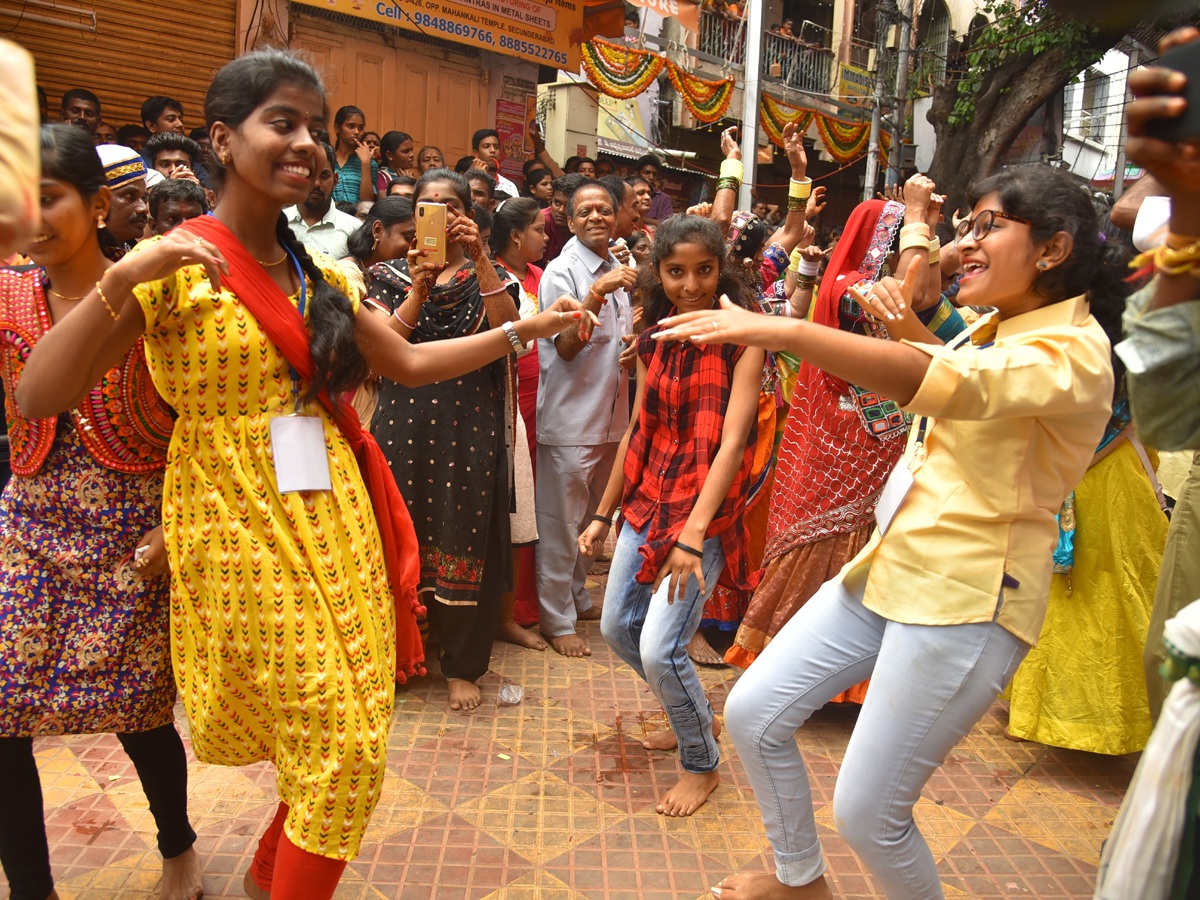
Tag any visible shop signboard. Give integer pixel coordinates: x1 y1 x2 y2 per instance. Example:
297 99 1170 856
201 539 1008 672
293 0 584 69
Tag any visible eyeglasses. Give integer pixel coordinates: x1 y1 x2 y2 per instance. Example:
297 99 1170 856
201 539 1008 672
954 209 1033 244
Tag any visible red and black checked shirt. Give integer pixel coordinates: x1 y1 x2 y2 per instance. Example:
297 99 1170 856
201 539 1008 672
622 325 759 590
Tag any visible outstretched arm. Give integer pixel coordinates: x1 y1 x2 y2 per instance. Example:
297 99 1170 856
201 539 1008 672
656 278 931 405
766 122 812 254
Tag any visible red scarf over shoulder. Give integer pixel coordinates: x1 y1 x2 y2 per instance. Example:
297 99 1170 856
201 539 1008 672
181 215 425 683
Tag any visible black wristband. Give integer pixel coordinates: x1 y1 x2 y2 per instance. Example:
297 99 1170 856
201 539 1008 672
673 540 704 559
592 513 614 528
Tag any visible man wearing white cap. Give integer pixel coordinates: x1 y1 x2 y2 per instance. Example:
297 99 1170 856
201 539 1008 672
95 143 163 255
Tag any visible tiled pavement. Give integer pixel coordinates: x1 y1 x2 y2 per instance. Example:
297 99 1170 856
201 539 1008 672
4 565 1138 900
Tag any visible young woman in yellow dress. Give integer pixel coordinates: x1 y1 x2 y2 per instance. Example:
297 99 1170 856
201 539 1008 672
14 49 591 900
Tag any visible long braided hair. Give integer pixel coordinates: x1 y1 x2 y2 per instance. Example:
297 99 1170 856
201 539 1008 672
204 49 368 408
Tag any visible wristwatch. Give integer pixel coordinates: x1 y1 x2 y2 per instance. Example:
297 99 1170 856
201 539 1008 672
501 320 524 354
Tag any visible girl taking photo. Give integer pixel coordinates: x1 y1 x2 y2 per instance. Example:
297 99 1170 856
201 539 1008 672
579 215 763 818
15 50 591 900
655 164 1120 899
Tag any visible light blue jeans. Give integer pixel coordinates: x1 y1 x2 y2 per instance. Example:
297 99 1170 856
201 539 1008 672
600 519 725 774
724 574 1028 898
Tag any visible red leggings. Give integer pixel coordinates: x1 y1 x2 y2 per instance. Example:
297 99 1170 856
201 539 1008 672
248 802 347 899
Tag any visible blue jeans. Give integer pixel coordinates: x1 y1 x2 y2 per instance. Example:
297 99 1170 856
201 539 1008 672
600 519 725 774
724 574 1028 898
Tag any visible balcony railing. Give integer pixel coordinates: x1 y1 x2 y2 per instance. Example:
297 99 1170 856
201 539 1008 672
698 9 746 67
763 31 835 94
697 12 834 95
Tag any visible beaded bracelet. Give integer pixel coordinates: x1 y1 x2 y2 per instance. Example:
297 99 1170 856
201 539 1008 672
789 177 812 200
95 281 120 322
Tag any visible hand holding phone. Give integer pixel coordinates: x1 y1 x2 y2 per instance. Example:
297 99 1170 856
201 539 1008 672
1144 38 1200 142
415 201 447 269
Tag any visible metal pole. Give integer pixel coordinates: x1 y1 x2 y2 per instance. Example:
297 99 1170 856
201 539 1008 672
887 0 912 186
738 0 765 212
863 9 888 202
1112 48 1138 202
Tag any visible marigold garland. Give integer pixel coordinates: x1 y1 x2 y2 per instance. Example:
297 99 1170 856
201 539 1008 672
762 93 889 165
582 39 666 99
582 39 735 124
667 66 736 124
760 94 814 148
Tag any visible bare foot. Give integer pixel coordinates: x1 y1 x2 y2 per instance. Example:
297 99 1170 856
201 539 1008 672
549 632 592 657
687 631 727 666
497 620 547 651
643 714 721 751
656 769 720 817
448 678 482 711
577 605 603 621
160 846 203 900
242 869 269 900
712 872 834 899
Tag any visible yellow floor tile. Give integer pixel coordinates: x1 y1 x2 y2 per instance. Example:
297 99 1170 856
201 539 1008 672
982 779 1116 865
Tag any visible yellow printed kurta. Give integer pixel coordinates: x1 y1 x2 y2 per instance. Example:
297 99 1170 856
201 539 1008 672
132 251 394 860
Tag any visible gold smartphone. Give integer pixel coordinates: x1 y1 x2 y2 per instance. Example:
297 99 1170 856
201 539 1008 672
415 201 447 269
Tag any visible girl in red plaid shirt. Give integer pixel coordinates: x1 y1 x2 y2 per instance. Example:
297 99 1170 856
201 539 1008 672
579 216 764 817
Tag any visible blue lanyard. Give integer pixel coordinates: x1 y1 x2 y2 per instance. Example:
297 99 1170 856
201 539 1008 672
284 248 306 412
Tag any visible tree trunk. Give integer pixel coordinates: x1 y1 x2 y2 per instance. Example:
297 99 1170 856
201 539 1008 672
926 31 1119 210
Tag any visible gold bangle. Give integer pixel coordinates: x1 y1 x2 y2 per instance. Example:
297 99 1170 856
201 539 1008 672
900 223 931 239
927 237 941 266
95 280 120 322
898 233 931 254
789 177 812 200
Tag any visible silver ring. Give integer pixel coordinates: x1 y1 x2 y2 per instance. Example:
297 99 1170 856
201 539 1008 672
710 321 718 333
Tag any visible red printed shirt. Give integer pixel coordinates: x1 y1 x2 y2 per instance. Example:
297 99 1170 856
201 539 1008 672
622 324 759 590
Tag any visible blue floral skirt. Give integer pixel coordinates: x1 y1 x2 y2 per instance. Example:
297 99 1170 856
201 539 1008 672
0 425 175 737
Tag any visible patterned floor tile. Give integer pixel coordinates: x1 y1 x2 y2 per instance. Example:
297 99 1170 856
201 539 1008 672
937 821 1098 897
981 779 1117 865
455 769 629 866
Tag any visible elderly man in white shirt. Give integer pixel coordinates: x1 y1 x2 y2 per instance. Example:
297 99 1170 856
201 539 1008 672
283 142 361 259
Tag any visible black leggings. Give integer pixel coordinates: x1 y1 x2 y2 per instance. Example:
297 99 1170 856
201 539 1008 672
0 724 196 900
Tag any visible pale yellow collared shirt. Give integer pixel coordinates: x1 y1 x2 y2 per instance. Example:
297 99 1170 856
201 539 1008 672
839 295 1114 645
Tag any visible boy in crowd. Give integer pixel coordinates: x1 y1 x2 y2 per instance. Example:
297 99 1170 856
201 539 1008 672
146 178 208 236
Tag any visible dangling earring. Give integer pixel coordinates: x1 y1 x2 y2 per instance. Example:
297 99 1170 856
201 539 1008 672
515 238 522 250
220 151 230 166
371 236 380 251
96 215 105 229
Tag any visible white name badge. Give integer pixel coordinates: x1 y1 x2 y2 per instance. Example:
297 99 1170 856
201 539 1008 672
874 462 914 536
270 416 333 494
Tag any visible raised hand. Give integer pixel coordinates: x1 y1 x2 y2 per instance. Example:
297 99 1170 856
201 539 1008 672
354 140 373 166
594 264 638 297
902 174 936 215
806 184 827 219
1125 26 1200 203
447 205 484 258
719 125 741 161
782 121 807 177
406 245 441 295
798 221 817 250
687 201 714 217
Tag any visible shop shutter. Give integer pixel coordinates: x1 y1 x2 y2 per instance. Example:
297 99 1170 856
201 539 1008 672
2 0 236 133
290 5 488 165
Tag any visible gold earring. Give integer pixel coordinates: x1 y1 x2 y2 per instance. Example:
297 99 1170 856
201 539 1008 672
96 215 105 229
515 239 522 250
220 151 230 166
371 236 380 251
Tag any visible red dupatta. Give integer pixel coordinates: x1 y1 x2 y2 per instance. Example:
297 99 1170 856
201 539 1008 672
181 215 426 683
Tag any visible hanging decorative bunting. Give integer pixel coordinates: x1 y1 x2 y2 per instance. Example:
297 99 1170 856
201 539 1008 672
667 66 736 124
582 39 736 125
581 39 666 100
760 94 814 149
761 93 889 165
